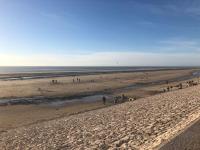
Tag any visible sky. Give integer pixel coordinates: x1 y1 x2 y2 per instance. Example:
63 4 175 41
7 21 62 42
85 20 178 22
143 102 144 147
1 0 200 66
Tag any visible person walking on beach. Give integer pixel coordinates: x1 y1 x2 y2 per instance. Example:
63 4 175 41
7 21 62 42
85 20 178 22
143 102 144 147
114 97 118 104
121 94 125 102
102 96 106 105
167 86 170 92
52 80 55 84
179 83 183 89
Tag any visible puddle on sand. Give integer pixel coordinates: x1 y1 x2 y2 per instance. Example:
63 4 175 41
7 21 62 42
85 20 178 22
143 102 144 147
43 94 114 107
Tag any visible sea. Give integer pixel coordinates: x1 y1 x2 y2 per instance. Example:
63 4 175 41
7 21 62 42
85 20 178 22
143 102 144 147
0 66 193 74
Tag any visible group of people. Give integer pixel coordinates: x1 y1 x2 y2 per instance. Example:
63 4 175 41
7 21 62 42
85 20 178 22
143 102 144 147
73 77 81 83
51 79 58 84
187 80 198 86
164 83 183 92
102 94 128 105
163 79 199 92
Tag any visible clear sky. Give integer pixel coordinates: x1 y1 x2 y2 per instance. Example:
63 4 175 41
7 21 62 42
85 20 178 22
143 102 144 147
1 0 200 66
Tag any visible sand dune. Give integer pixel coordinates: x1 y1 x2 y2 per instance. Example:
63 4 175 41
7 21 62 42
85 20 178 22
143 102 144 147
1 85 200 149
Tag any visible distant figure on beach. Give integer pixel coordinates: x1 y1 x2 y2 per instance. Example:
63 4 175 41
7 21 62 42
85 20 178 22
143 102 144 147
102 96 106 105
114 97 117 104
114 96 121 104
166 80 169 84
51 79 58 84
122 94 127 102
167 86 170 92
179 83 183 89
79 78 80 83
188 80 196 87
73 78 75 83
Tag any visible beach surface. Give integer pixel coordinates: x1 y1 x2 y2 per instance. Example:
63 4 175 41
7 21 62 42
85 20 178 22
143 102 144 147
1 84 200 149
0 69 196 99
0 69 199 132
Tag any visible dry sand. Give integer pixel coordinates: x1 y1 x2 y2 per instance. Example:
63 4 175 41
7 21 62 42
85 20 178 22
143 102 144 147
0 101 112 132
1 85 200 149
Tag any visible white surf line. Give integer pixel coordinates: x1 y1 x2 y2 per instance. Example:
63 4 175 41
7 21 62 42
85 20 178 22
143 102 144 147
139 107 200 150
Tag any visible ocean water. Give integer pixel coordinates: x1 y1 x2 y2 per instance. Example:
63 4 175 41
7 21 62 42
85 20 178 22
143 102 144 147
0 66 189 74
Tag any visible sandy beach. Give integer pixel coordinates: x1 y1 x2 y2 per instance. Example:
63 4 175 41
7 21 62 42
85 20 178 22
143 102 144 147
0 68 200 149
1 83 200 149
0 69 197 99
0 69 199 132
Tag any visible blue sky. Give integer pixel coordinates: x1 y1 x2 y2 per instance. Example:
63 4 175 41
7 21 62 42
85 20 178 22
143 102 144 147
1 0 200 66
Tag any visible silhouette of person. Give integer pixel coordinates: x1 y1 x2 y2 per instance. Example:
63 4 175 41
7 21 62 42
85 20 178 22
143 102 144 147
102 96 106 105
